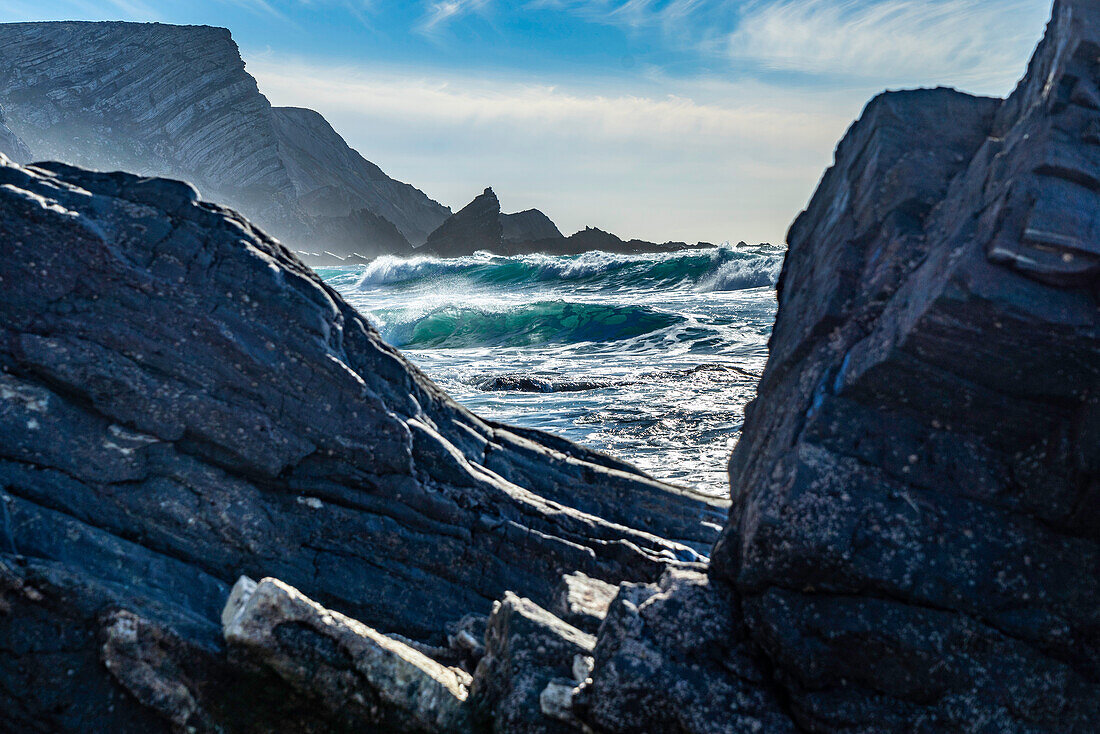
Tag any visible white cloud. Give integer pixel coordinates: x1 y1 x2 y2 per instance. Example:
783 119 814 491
418 0 491 34
246 55 857 244
728 0 1050 92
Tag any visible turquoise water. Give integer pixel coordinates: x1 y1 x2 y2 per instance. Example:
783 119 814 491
319 244 781 498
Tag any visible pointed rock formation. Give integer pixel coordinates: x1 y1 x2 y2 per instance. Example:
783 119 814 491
423 187 505 257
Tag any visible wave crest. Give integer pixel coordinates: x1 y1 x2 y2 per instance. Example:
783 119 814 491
376 301 683 349
353 246 783 293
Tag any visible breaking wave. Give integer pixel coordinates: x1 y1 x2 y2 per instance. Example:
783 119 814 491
352 246 783 293
375 301 684 349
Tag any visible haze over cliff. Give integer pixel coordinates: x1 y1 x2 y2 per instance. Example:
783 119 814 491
0 20 450 257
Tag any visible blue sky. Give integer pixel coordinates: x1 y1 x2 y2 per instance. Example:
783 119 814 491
0 0 1053 244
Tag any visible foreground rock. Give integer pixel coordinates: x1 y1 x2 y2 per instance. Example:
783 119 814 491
0 153 722 730
711 0 1100 729
225 577 474 733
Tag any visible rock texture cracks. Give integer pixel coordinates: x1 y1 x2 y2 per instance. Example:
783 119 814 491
1 1 1098 732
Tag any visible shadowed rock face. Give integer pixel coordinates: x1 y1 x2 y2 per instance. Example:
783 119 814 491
501 209 562 245
710 0 1100 729
0 21 448 254
0 105 29 163
0 154 723 730
270 106 449 248
423 187 506 257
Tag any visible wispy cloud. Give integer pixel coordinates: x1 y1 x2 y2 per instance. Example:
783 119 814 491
728 0 1050 91
418 0 491 35
528 0 1049 94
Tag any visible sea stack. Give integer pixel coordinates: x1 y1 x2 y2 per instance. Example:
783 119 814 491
423 187 505 256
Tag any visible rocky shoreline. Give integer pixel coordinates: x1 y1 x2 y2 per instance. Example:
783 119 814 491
1 1 1098 731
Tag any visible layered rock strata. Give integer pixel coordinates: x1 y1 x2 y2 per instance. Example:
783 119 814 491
0 153 722 731
0 104 29 163
0 21 448 256
709 0 1100 729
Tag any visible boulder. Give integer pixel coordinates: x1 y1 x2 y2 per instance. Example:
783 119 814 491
470 592 594 733
0 152 723 731
551 571 617 634
224 577 474 733
713 0 1100 729
575 570 793 734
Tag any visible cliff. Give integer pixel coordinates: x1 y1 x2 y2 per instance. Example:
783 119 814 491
270 106 448 248
0 21 448 256
0 104 29 163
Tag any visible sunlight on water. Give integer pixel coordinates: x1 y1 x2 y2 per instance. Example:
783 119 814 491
320 244 781 498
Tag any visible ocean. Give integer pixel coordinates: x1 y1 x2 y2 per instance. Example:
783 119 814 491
318 243 782 498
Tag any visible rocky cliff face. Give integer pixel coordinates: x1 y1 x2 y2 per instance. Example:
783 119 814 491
0 104 30 163
0 21 448 257
271 106 448 248
706 1 1100 729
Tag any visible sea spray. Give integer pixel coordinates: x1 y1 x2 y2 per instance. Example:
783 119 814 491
321 244 781 496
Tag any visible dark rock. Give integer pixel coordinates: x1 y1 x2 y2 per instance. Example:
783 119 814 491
505 226 715 257
311 206 413 260
501 209 562 245
475 374 616 394
551 571 617 635
575 570 794 734
713 1 1100 729
470 592 595 733
422 187 505 257
0 154 723 731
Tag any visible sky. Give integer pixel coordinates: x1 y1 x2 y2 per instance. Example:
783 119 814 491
0 0 1053 245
